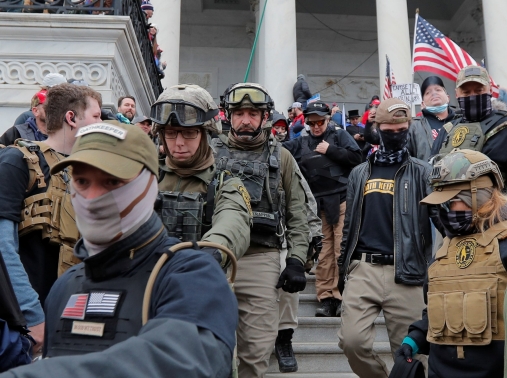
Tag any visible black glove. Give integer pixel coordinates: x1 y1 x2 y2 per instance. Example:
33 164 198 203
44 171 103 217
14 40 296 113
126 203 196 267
276 258 306 293
395 343 413 362
337 254 346 295
200 247 224 267
308 236 323 261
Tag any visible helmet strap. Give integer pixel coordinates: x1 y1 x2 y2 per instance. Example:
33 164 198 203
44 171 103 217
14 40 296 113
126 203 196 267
471 180 478 220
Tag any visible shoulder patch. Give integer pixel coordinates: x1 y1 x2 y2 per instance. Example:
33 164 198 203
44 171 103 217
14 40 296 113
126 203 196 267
237 184 253 216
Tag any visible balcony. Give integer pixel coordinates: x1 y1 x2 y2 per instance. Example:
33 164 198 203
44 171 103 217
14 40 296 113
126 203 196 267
0 0 163 129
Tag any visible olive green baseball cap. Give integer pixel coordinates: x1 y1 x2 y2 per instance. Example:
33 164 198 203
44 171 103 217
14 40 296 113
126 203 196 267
51 121 159 179
456 65 490 88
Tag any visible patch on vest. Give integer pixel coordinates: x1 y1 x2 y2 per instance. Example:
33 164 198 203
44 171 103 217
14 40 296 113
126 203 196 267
455 239 477 269
86 291 121 317
61 293 89 320
71 321 105 337
451 126 469 147
237 185 253 216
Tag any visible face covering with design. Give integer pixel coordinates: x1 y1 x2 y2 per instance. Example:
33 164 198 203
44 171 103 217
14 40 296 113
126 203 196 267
425 104 448 114
71 169 158 254
378 128 409 152
438 209 474 237
275 131 287 142
457 93 492 122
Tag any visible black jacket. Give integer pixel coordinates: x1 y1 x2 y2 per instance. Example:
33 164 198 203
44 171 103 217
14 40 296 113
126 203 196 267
292 77 312 103
340 153 440 286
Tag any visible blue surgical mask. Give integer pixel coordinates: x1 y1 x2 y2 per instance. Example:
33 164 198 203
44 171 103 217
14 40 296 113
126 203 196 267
425 104 448 114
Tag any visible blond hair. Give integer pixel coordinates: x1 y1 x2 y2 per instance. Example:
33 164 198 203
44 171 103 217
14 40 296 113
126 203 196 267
474 188 507 233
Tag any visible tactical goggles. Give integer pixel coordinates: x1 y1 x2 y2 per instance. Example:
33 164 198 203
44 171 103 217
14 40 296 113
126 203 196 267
150 100 218 127
225 86 271 107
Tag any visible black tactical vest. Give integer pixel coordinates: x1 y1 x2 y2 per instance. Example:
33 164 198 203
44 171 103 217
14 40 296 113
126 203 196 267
45 251 164 357
212 136 284 248
299 132 349 197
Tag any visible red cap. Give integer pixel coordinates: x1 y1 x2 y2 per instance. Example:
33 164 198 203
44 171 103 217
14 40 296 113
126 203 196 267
371 99 381 106
31 90 47 108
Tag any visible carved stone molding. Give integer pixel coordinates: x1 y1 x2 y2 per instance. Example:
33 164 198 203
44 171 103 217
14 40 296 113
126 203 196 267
307 75 380 102
0 60 109 86
111 66 126 100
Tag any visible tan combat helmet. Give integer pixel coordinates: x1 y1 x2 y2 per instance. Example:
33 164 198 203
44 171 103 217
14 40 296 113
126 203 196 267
151 84 221 134
223 83 274 114
422 148 504 217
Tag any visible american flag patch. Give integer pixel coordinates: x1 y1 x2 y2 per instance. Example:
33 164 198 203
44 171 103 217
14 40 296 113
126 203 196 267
61 294 89 320
85 292 121 316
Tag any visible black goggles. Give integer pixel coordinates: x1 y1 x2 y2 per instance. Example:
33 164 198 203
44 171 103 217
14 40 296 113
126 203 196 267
150 100 218 127
225 86 272 107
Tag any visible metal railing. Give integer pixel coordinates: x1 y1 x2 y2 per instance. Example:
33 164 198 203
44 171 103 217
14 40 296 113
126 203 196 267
0 0 163 97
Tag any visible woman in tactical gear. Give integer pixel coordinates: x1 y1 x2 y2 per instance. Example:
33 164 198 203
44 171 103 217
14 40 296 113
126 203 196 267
396 149 507 378
151 84 252 266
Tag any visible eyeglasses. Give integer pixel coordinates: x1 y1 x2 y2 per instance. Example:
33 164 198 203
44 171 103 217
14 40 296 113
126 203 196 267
307 119 326 127
162 129 200 140
150 100 218 127
225 86 272 107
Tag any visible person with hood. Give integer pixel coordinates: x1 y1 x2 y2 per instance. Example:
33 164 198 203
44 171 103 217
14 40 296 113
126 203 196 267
272 112 289 142
409 76 458 161
396 149 507 378
284 100 362 317
0 122 238 378
293 74 312 108
289 102 305 139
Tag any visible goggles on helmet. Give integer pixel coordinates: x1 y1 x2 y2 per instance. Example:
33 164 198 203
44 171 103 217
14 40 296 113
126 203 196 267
150 100 218 127
225 86 272 108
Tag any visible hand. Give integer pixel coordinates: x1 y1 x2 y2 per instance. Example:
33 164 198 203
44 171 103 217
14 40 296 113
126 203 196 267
395 343 414 362
309 236 323 261
368 110 376 123
353 134 361 141
276 258 306 293
337 271 345 295
314 141 329 154
29 322 45 353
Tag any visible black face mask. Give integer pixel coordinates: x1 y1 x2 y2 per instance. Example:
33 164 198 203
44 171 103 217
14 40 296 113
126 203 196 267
457 93 492 122
438 209 474 238
378 128 409 152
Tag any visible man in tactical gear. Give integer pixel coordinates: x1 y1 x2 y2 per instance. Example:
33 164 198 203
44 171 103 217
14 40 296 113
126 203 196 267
397 149 507 378
337 98 440 378
152 83 252 266
284 101 362 318
0 83 102 355
211 82 310 378
0 122 237 378
432 66 507 180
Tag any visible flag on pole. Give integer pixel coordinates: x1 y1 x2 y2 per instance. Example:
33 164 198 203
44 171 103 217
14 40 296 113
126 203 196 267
342 103 346 127
383 55 396 100
412 13 499 97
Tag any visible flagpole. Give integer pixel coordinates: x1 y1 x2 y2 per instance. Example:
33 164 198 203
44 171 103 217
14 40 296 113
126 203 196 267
411 9 419 117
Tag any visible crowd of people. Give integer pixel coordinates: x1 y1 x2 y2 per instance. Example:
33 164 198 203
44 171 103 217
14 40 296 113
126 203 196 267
1 63 507 378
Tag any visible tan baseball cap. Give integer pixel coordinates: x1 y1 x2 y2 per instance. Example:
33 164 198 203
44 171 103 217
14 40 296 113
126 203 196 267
51 121 159 179
456 65 490 88
375 98 411 124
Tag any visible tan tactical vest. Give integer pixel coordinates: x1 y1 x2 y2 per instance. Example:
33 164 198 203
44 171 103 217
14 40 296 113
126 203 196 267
4 140 81 276
427 221 507 348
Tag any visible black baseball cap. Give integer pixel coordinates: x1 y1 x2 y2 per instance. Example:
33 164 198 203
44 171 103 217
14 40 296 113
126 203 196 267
304 101 330 116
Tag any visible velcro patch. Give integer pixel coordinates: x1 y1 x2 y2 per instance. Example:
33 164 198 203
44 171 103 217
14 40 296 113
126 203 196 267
76 123 127 140
86 291 121 317
387 103 409 112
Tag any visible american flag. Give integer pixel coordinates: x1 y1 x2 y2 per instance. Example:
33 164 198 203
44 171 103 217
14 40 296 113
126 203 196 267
412 14 499 97
61 294 88 320
383 55 396 100
86 292 121 316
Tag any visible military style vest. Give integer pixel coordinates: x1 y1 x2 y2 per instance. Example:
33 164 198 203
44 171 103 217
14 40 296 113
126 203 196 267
427 221 507 349
439 112 507 156
299 132 349 198
212 135 285 248
46 251 164 356
0 139 80 276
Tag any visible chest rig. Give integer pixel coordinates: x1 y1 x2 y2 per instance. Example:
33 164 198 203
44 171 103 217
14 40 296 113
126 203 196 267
427 221 507 353
212 135 285 248
439 112 507 156
0 139 80 276
46 250 165 357
299 132 349 198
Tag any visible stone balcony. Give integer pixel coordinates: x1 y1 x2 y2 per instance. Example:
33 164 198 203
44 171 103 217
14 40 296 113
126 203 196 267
0 4 162 132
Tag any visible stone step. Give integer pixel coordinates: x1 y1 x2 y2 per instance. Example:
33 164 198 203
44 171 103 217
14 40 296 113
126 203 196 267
293 317 389 343
298 293 321 317
301 274 316 295
267 342 394 374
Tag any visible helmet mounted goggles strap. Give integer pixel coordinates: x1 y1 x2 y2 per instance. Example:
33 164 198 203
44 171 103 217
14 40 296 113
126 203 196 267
471 180 478 220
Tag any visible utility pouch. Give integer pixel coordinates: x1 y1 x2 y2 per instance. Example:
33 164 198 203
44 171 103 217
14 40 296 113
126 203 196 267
58 244 81 277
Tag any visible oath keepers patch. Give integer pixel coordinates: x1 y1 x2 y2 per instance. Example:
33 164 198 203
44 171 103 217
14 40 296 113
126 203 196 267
85 291 121 317
455 239 477 269
237 185 253 216
451 126 469 147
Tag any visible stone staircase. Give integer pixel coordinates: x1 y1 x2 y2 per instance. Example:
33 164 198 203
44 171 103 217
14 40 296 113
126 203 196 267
266 274 394 377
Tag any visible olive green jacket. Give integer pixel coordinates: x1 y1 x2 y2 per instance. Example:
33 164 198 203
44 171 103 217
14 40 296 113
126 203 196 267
158 165 252 262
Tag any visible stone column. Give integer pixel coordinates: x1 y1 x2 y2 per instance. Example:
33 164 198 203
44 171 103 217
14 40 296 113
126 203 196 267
253 0 297 112
150 0 181 89
482 0 507 89
376 0 412 88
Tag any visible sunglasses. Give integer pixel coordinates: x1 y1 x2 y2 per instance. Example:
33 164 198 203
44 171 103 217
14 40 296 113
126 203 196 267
150 100 218 127
307 119 326 127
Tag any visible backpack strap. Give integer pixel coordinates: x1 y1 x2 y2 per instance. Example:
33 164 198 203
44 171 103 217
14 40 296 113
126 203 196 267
10 140 47 191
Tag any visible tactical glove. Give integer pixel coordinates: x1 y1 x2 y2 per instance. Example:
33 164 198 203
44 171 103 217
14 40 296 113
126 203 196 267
337 255 346 295
276 258 306 293
308 236 323 261
395 342 414 363
200 247 226 267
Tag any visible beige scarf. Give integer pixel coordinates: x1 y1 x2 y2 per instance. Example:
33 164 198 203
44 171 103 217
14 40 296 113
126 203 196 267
228 123 271 151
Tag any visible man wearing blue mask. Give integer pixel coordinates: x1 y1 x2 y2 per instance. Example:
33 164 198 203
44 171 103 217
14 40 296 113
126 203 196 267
432 66 507 186
409 76 457 161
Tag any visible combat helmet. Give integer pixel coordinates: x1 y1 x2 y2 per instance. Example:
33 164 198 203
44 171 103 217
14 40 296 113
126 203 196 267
223 82 274 116
151 84 221 134
422 148 504 217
